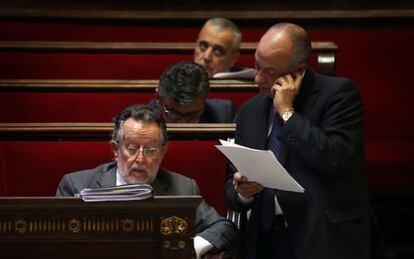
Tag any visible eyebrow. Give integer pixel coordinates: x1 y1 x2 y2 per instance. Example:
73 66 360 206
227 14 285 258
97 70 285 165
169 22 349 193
198 40 228 51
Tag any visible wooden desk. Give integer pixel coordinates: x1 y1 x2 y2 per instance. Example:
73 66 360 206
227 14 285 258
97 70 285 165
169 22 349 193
0 196 201 259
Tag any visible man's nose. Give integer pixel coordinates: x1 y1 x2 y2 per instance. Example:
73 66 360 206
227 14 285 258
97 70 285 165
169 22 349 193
134 149 145 162
255 69 264 84
203 48 213 60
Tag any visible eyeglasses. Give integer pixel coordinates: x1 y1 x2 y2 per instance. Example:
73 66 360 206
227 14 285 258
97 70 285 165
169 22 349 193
122 145 161 159
159 101 204 121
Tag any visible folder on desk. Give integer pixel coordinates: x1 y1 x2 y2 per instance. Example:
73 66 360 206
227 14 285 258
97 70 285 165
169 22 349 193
79 184 154 202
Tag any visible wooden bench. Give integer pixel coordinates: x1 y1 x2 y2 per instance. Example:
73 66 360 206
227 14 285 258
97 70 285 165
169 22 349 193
0 41 337 80
0 79 256 123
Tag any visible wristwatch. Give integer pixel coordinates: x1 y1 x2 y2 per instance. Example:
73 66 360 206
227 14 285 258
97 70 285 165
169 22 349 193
281 110 294 123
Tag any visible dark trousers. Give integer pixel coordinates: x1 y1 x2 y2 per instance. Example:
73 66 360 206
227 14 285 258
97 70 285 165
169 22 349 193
256 215 296 259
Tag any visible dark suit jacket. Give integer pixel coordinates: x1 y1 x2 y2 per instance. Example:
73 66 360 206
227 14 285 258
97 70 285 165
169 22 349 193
148 98 235 123
56 162 239 252
225 70 382 259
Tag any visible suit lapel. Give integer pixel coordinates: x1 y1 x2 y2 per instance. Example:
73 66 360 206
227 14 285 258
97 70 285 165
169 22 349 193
246 96 273 150
95 165 117 188
151 169 170 195
295 70 319 114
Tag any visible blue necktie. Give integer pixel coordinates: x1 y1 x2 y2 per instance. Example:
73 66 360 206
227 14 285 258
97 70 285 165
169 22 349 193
261 110 282 230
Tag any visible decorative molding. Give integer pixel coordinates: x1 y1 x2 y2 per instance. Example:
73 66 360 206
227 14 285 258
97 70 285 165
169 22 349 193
160 216 188 236
0 217 154 235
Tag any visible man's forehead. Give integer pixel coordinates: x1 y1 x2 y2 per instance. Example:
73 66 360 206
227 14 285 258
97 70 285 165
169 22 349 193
123 119 160 138
255 47 290 68
255 32 292 68
198 25 235 48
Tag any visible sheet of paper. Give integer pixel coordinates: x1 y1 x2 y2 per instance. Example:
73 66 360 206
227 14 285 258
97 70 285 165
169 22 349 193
216 140 304 192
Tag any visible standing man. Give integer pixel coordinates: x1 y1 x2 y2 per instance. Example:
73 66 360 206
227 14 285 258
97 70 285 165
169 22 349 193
194 18 241 78
225 23 383 258
148 61 235 123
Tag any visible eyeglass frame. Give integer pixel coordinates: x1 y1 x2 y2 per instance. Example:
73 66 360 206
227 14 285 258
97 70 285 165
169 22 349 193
158 97 205 121
119 144 163 159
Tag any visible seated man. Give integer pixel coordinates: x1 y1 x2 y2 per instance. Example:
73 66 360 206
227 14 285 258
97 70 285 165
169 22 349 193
194 17 241 78
148 61 235 123
56 104 239 258
194 17 255 79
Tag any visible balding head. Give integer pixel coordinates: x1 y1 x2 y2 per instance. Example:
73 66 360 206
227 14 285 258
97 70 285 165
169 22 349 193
255 23 310 96
259 23 311 70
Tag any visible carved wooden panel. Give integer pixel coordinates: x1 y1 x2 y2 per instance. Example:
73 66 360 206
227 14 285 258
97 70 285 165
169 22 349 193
0 196 201 259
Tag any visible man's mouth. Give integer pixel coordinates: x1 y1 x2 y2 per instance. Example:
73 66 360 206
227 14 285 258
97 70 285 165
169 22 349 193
130 168 146 176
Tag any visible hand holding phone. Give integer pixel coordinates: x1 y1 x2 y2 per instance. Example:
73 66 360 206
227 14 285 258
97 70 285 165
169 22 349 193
271 70 304 115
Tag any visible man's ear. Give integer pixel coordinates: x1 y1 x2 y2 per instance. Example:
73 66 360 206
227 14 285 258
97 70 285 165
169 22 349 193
297 63 306 76
292 63 306 80
159 143 168 161
154 89 162 107
230 51 240 67
111 141 119 160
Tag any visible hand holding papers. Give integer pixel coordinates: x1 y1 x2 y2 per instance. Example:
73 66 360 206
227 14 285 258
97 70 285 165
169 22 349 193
216 140 304 192
79 184 154 202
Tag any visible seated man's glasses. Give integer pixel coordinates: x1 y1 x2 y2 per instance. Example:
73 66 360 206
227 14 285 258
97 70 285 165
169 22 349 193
122 145 161 159
159 100 204 121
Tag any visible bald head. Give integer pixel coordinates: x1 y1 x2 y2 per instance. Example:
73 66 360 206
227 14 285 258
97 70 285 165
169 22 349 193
255 23 311 96
258 23 311 70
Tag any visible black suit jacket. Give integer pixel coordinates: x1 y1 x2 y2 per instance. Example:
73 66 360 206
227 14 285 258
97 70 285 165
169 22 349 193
56 162 239 252
225 70 382 259
148 98 235 123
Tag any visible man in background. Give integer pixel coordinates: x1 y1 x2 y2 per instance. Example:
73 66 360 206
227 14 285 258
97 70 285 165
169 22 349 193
149 61 235 123
57 104 239 258
194 17 242 78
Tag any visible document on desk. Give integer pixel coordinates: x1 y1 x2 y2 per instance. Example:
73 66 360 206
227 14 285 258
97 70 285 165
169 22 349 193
216 139 304 192
79 183 154 202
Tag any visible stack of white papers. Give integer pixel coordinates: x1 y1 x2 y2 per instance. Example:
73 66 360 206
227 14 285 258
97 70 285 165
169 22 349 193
79 184 154 202
216 140 304 192
213 68 256 79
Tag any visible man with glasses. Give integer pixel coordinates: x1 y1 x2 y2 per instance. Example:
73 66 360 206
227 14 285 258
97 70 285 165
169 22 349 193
149 61 235 123
56 104 239 258
225 23 383 258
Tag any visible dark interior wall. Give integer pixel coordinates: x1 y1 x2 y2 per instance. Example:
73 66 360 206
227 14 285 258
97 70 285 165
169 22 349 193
0 5 413 255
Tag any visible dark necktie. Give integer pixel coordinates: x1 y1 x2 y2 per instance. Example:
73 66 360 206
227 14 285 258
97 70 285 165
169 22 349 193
261 110 282 230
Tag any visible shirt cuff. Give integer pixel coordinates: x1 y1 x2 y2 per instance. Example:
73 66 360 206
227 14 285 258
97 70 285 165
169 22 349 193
194 235 214 259
238 193 254 204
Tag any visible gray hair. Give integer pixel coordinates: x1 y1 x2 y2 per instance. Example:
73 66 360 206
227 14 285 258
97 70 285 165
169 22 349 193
204 17 241 52
158 61 209 105
111 104 168 148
